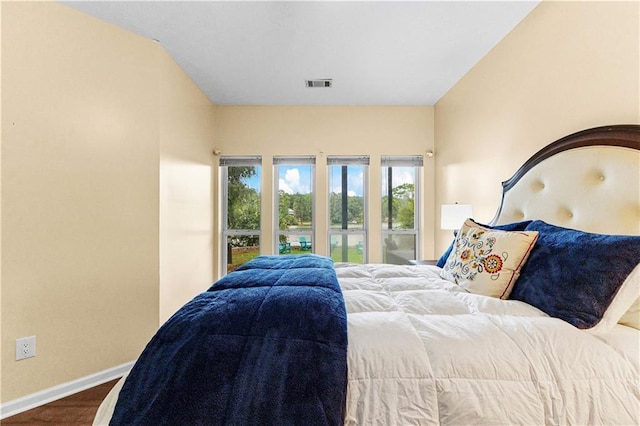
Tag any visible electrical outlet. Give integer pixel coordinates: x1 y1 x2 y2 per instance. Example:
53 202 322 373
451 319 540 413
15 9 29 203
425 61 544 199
16 336 36 361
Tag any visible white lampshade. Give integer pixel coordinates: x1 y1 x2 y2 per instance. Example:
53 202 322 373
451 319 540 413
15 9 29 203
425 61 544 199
441 204 473 230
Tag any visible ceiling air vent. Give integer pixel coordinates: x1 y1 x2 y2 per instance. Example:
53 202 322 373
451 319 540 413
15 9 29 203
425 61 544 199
305 79 332 88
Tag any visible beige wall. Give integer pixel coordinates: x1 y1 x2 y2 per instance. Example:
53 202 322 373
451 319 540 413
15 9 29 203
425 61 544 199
159 53 216 322
434 0 640 254
214 106 435 275
1 2 214 402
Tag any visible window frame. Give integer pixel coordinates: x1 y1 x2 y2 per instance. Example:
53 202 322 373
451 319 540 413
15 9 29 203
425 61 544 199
220 156 262 274
273 156 316 254
327 155 370 263
381 155 423 264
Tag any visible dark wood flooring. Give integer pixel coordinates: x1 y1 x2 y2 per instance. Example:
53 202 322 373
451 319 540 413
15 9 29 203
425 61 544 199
2 379 119 425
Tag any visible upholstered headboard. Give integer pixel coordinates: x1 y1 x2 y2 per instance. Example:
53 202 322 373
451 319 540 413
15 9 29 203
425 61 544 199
491 125 640 236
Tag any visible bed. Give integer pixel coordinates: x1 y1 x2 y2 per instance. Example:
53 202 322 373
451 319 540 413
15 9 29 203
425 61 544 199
94 124 640 425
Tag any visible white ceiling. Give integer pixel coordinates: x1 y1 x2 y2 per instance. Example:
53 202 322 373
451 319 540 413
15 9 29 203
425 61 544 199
62 1 539 106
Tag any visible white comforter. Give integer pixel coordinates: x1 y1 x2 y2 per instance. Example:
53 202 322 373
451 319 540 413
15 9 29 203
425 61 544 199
338 263 640 425
96 263 639 425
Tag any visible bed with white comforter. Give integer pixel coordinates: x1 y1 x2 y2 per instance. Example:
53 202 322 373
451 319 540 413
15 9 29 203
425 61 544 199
95 260 640 425
338 263 639 425
95 126 640 425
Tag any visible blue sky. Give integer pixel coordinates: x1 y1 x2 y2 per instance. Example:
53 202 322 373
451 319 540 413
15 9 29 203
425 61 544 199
243 166 413 197
329 165 364 197
243 165 366 197
244 169 261 191
243 166 313 194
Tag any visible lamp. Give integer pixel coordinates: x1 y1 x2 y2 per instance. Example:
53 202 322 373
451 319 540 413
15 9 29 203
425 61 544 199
441 203 473 231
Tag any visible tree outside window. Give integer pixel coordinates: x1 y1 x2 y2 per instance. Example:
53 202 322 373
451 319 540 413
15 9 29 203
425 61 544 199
381 156 422 264
328 156 369 263
221 157 261 273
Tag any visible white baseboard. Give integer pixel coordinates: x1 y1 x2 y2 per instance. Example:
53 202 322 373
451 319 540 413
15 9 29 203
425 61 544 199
0 361 134 420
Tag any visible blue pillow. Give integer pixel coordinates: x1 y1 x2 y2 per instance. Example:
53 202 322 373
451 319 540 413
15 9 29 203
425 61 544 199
510 220 640 329
436 219 532 267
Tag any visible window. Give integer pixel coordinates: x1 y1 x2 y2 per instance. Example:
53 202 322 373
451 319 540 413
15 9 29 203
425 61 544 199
274 156 315 255
220 156 261 273
328 156 369 263
381 156 423 264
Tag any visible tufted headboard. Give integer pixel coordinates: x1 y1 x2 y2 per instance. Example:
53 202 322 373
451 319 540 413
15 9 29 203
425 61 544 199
491 125 640 235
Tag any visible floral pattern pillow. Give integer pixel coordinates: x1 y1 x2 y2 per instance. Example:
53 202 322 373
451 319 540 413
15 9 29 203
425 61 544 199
440 219 539 299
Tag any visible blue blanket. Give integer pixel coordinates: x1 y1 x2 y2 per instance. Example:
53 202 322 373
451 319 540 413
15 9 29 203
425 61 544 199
110 255 348 425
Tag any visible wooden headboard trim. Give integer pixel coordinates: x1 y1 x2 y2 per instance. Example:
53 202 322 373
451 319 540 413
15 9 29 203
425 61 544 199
502 125 640 192
491 124 640 225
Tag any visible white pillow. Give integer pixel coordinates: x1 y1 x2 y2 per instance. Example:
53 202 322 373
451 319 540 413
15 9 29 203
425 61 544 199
588 264 640 333
440 219 538 299
619 297 640 329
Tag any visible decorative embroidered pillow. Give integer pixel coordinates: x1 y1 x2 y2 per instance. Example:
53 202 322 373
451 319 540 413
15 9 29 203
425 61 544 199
436 219 532 267
440 219 539 299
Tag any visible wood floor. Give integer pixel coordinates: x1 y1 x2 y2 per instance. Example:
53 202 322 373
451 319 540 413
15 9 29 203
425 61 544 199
2 379 119 425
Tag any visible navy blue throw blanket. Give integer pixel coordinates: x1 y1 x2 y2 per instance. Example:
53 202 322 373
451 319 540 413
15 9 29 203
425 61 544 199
110 255 348 426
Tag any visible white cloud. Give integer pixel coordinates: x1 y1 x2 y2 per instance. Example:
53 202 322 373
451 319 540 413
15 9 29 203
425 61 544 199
279 168 309 194
279 178 293 194
392 169 414 187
